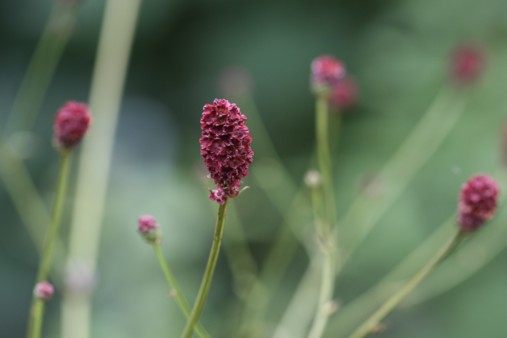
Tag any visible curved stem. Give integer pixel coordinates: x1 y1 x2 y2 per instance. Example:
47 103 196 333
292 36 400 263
27 150 71 338
181 200 229 338
153 244 211 338
348 230 465 338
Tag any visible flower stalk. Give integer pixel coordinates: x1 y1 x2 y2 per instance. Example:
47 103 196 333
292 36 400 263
27 150 71 338
181 200 229 338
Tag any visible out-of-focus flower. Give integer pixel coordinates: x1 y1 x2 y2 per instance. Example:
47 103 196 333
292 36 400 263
457 174 499 232
311 55 345 94
200 99 253 204
304 170 321 188
138 215 161 244
53 101 91 150
34 281 54 301
450 43 485 86
329 77 358 110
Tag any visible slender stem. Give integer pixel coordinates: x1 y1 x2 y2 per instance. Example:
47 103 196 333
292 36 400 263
306 178 337 338
315 94 337 228
61 1 141 337
4 5 76 134
27 150 71 338
348 231 465 338
181 201 228 338
153 244 211 338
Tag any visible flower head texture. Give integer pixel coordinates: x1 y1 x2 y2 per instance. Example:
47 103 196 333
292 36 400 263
329 77 358 110
34 281 54 301
450 44 485 85
311 55 345 93
138 215 161 244
53 101 91 150
457 174 499 232
200 99 253 204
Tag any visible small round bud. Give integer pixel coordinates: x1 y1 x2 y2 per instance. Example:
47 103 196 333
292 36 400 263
53 101 91 150
304 170 322 188
450 43 485 86
138 215 161 244
457 174 499 233
311 55 345 94
329 77 358 110
34 281 54 301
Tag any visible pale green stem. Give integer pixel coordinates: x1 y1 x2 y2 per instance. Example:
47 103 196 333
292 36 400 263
339 87 467 261
348 231 465 338
153 244 211 338
61 1 141 338
27 150 71 338
181 201 228 338
315 94 338 229
4 4 76 134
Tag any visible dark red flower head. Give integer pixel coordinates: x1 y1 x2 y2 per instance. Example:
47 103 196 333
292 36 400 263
53 101 91 150
450 44 485 86
457 174 499 233
200 99 253 204
311 55 345 93
34 281 54 301
329 77 358 110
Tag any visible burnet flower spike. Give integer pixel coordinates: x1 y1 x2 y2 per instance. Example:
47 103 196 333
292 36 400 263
311 55 346 95
137 215 161 244
33 282 54 301
450 43 485 86
457 174 499 233
27 101 91 338
329 77 358 111
181 99 253 338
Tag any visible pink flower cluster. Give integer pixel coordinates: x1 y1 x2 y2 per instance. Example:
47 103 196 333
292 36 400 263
34 281 54 301
311 55 345 91
200 99 253 204
458 174 499 232
53 101 91 150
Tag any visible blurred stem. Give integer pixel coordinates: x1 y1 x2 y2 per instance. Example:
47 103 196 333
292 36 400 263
181 201 228 338
348 231 465 338
307 182 337 338
61 1 141 338
4 4 77 134
339 87 467 262
315 94 338 229
27 150 71 338
153 244 211 338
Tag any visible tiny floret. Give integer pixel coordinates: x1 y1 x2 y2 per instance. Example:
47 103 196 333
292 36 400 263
34 281 54 301
138 215 161 244
450 44 485 86
54 101 91 150
457 174 499 232
200 99 253 204
311 55 345 93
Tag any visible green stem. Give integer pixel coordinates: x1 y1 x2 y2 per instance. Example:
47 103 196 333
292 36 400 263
4 5 76 134
27 150 71 338
181 200 229 338
348 230 465 338
315 94 337 228
153 244 211 338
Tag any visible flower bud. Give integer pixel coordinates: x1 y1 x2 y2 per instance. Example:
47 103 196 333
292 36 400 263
311 55 345 94
450 43 485 86
457 174 499 232
34 281 54 301
304 170 321 188
53 101 91 150
138 215 161 244
329 77 358 110
200 99 254 204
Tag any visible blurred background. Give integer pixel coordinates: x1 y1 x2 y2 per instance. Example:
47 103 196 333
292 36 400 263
2 0 507 337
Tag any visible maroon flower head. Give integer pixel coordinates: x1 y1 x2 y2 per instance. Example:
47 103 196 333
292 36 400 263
311 55 346 93
457 174 499 233
200 99 253 204
138 215 161 244
329 77 358 110
450 44 485 86
34 281 54 301
54 101 91 150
